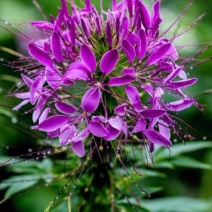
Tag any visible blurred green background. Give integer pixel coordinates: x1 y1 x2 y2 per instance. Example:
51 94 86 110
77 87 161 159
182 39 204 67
0 0 211 211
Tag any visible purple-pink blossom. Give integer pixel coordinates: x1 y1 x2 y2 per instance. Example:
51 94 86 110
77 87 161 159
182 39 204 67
13 0 199 157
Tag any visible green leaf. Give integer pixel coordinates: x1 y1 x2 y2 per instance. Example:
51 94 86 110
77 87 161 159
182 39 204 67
0 107 16 119
9 158 53 174
141 197 211 212
171 156 211 169
154 141 212 161
0 181 10 190
0 156 11 163
154 161 174 169
116 202 150 212
0 74 19 83
139 169 166 178
1 175 39 198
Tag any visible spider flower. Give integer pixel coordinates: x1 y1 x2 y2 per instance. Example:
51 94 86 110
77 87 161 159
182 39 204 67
13 0 198 157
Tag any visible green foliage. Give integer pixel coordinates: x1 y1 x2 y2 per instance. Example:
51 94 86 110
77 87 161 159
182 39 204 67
170 156 211 169
0 140 211 211
2 175 38 199
0 158 53 204
142 197 211 212
154 141 212 161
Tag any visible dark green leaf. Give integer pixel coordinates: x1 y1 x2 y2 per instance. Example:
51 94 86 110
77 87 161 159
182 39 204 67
9 158 53 174
116 202 150 212
2 175 39 198
171 156 211 169
141 197 211 212
154 141 212 161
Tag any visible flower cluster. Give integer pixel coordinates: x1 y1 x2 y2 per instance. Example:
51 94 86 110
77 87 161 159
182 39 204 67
13 0 198 157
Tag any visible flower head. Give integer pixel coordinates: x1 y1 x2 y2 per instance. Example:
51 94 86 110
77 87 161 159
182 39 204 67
13 0 199 157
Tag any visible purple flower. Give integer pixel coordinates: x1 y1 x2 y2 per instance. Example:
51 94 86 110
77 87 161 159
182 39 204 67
13 0 199 157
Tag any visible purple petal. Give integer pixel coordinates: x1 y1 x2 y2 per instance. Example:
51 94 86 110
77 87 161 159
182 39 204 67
179 70 187 80
100 49 119 75
63 69 89 81
47 129 60 138
14 92 30 99
81 88 101 113
141 109 166 119
68 61 90 74
81 18 90 38
88 121 108 137
95 16 102 34
54 9 64 32
147 43 171 65
132 118 146 133
163 66 183 83
151 1 162 30
139 1 151 28
126 0 133 17
32 97 46 123
30 76 45 104
70 18 76 45
168 78 198 89
12 100 29 111
126 85 142 112
39 108 50 124
135 13 141 31
44 41 51 52
21 74 32 87
115 17 120 36
104 124 120 141
159 61 174 71
62 79 74 86
127 32 137 45
165 98 194 112
143 129 172 147
112 0 117 10
121 39 136 63
154 87 164 99
59 126 76 146
28 43 53 67
72 127 90 142
51 32 63 62
45 67 62 89
137 29 147 59
61 0 69 17
38 115 69 132
31 21 54 31
122 68 135 76
108 75 134 86
80 45 96 72
163 114 175 126
106 22 112 48
142 84 154 96
55 101 76 114
167 44 178 60
122 121 128 139
121 17 129 31
109 116 123 131
92 116 107 123
158 120 171 139
72 141 85 157
115 103 127 116
150 118 158 128
152 1 161 22
85 0 91 11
